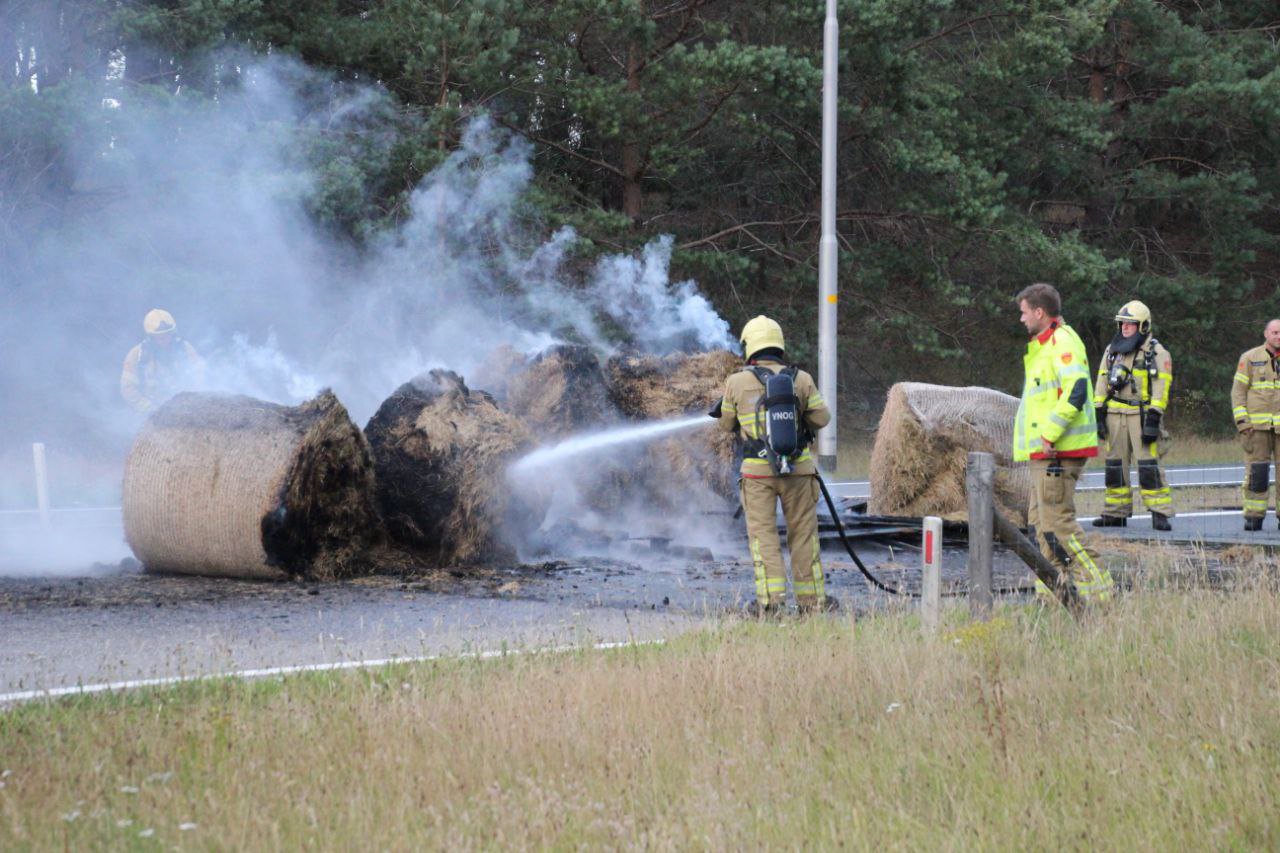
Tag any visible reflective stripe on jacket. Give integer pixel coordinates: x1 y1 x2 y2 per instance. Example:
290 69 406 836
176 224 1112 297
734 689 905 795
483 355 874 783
1014 320 1098 462
1093 338 1173 414
717 361 830 476
1231 345 1280 431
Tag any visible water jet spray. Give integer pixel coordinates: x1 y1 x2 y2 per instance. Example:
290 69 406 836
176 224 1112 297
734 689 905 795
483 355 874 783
509 415 710 475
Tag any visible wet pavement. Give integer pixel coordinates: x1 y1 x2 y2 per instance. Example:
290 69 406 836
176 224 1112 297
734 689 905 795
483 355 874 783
0 537 1034 696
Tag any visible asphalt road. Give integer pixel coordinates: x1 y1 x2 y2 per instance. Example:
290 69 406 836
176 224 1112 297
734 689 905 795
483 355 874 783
0 461 1268 701
0 539 1038 699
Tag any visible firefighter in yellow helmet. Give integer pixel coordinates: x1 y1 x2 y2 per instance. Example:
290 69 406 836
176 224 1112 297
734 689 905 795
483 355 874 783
1014 283 1114 603
120 309 205 413
1091 300 1175 530
713 316 833 616
1231 318 1280 531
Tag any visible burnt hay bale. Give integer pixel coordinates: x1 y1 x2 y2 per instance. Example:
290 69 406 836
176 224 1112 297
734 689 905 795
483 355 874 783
605 350 741 420
603 350 742 504
504 344 614 437
365 370 543 566
122 391 382 581
868 382 1029 524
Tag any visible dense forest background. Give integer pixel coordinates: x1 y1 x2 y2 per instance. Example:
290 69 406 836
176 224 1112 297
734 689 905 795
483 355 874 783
3 0 1278 434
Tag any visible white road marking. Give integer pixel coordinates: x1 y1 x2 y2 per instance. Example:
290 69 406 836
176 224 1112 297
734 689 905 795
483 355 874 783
0 638 666 708
1080 510 1243 522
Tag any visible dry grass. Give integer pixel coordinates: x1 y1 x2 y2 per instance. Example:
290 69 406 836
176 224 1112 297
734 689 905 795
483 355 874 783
1076 483 1240 517
3 586 1279 848
1158 434 1243 466
833 432 875 479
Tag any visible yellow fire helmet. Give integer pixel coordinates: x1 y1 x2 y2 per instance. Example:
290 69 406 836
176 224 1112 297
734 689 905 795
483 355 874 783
1114 300 1152 335
740 315 785 361
143 308 177 335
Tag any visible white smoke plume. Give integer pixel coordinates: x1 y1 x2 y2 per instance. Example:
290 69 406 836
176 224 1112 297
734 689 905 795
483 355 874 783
0 54 735 575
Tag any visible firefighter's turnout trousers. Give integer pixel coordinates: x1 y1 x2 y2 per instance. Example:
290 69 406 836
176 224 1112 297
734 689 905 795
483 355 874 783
1240 430 1279 520
739 475 824 609
1029 458 1114 601
1102 413 1174 518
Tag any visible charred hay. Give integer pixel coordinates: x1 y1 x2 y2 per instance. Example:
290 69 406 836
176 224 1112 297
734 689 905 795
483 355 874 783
603 350 742 505
122 390 382 581
504 344 614 436
869 382 1029 524
365 370 544 566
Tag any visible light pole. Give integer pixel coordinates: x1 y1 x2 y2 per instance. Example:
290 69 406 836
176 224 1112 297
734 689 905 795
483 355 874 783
817 0 839 472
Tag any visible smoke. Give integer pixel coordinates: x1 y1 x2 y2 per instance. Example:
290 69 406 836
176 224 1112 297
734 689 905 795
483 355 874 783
0 54 735 575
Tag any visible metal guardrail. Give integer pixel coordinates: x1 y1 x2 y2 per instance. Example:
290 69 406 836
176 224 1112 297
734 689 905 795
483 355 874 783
827 465 1246 499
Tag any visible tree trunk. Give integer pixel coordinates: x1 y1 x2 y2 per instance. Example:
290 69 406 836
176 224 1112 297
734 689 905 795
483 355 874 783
621 42 644 223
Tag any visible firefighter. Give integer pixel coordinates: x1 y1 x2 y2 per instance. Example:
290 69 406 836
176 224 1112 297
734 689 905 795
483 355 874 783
1091 301 1175 530
1231 318 1280 531
1013 283 1115 602
714 316 833 616
120 308 205 413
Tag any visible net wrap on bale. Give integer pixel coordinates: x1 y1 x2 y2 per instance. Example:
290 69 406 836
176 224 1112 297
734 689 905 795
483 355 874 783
365 370 543 566
123 391 382 581
869 382 1029 524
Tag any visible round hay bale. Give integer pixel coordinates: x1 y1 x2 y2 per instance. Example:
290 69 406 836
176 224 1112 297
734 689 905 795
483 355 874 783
868 382 1029 524
505 344 614 437
603 350 741 505
365 370 543 566
123 390 382 581
605 349 741 419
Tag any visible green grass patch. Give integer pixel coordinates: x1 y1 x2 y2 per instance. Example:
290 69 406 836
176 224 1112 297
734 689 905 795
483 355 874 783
2 588 1279 847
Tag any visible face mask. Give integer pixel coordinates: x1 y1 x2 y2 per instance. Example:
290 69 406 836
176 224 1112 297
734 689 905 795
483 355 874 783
1110 329 1144 354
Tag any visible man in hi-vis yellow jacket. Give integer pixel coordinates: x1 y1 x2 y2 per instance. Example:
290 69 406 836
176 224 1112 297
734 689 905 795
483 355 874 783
1013 283 1114 602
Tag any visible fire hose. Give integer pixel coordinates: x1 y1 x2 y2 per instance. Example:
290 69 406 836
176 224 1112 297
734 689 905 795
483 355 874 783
814 473 1064 605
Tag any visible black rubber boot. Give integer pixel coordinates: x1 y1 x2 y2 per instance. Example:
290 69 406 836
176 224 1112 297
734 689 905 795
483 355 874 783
744 600 784 619
1092 515 1127 528
1151 513 1172 531
798 596 841 616
1244 517 1263 532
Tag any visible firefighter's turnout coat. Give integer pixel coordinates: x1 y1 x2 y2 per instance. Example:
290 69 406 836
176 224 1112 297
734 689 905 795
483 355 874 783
1231 345 1280 432
717 360 830 609
1093 337 1173 417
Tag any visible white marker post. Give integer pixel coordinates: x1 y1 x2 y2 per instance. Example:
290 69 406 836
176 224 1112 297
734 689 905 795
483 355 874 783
921 516 942 633
32 442 51 528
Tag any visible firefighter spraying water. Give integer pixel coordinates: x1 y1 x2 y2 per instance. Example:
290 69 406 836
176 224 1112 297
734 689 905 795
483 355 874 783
712 316 836 616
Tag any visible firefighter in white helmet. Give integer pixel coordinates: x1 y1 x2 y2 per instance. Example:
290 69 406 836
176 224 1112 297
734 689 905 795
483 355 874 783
120 309 205 413
712 316 834 616
1091 300 1175 530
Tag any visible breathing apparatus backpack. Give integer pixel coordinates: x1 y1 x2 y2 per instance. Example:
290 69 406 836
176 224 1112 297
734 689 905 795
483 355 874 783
744 364 805 474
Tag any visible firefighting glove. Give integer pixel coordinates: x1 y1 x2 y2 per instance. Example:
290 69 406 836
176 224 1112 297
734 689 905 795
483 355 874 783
1095 407 1108 441
1142 409 1162 445
708 397 723 419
